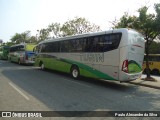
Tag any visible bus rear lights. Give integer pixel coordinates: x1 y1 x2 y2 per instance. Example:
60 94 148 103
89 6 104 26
122 60 129 73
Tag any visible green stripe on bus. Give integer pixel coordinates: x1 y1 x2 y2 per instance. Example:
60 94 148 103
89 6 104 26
36 54 117 80
128 60 142 73
61 58 117 80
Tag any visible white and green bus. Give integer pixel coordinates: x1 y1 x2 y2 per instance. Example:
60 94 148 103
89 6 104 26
34 28 145 82
9 43 36 65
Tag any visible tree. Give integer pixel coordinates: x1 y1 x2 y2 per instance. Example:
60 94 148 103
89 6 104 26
36 17 101 40
4 42 15 46
10 33 23 44
37 29 49 42
47 23 62 38
28 36 37 43
149 41 160 54
61 17 101 36
111 4 160 80
10 31 37 44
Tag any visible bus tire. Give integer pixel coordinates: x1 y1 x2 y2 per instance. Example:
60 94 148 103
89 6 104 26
71 66 80 79
40 62 45 70
151 69 159 75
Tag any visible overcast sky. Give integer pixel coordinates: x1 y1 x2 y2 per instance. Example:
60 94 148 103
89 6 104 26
0 0 159 42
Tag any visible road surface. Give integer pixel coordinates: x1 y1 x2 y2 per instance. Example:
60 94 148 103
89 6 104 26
0 60 160 119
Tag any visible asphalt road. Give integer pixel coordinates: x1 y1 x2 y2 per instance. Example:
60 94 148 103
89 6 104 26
0 60 160 119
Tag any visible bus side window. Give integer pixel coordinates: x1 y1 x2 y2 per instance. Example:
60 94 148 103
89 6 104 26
85 37 99 52
61 41 69 52
100 35 112 52
84 38 90 52
93 37 100 52
88 37 94 52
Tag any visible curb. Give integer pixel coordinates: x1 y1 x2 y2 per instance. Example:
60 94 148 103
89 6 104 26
128 81 160 90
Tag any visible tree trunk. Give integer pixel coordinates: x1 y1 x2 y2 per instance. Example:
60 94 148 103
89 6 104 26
145 39 151 78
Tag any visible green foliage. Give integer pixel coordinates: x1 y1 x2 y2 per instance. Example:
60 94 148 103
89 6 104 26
61 17 101 36
112 4 160 40
37 29 49 42
4 42 15 46
10 33 23 44
113 12 137 29
149 41 160 54
10 31 37 44
36 17 101 41
47 23 62 38
112 3 160 78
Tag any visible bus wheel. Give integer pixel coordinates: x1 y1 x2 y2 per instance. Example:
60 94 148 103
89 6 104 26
71 66 80 79
151 69 159 75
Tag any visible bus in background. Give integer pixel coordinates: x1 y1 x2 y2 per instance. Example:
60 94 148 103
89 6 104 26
34 28 145 82
143 54 160 75
0 45 10 60
8 43 36 65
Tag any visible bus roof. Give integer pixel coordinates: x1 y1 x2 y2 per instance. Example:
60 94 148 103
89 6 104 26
38 28 134 44
145 54 160 56
11 43 36 47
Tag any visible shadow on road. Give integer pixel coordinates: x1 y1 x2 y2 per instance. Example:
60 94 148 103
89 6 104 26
1 65 160 117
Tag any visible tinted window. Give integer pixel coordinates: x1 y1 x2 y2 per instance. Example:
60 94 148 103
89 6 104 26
84 33 121 52
61 41 69 52
41 42 60 52
51 42 60 52
39 33 121 53
10 45 25 52
68 39 84 52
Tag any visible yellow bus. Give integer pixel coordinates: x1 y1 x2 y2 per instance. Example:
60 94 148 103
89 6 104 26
143 54 160 75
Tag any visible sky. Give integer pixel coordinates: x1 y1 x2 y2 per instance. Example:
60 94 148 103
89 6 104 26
0 0 160 42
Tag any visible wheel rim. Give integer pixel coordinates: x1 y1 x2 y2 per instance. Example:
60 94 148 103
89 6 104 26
72 69 78 78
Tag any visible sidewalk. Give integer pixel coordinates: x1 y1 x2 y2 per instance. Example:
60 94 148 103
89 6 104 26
129 75 160 89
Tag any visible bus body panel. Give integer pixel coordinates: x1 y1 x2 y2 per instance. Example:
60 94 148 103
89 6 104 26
119 46 143 81
119 30 145 81
19 51 35 64
35 28 145 82
35 51 119 80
